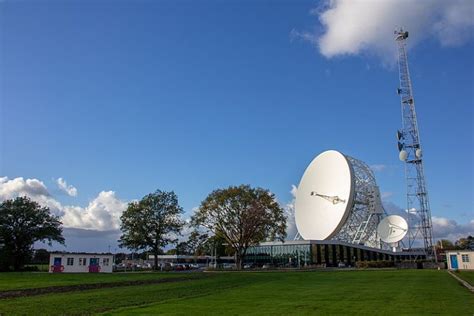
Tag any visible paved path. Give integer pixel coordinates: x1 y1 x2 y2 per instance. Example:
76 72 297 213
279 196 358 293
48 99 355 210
447 270 474 293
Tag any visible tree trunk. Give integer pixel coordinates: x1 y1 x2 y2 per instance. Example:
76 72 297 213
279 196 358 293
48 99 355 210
236 252 243 270
13 248 24 271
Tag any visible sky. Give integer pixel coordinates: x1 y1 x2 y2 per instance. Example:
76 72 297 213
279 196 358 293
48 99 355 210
1 0 473 252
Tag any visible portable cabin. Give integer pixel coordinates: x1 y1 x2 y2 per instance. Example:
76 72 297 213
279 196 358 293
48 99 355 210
49 252 113 273
446 250 474 270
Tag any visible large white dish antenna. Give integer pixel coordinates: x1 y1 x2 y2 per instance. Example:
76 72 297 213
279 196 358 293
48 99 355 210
295 150 354 240
377 215 408 243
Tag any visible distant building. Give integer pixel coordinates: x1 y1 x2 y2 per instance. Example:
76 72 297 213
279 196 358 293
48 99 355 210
49 252 113 273
446 250 474 270
148 255 235 267
246 240 426 268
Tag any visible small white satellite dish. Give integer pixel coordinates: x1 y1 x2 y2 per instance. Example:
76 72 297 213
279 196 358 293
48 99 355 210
399 150 408 161
377 215 408 244
416 148 422 158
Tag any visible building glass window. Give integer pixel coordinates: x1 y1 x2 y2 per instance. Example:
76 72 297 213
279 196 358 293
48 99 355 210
461 254 470 262
103 258 110 266
67 258 74 266
79 258 87 265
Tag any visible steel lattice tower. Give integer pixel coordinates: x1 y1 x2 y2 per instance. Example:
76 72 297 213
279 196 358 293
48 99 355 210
394 29 435 258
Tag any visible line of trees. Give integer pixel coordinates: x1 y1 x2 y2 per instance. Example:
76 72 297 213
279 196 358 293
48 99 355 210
0 184 286 271
437 237 474 251
119 185 286 270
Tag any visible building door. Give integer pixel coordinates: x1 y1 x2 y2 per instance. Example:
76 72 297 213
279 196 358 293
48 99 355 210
52 257 63 273
89 258 100 273
450 255 458 269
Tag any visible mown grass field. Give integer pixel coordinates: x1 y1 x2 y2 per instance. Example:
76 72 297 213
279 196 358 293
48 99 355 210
457 270 474 286
0 271 197 291
0 270 472 315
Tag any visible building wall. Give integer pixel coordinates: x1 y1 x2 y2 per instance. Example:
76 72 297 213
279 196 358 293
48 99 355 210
246 241 424 267
49 253 113 273
446 251 474 270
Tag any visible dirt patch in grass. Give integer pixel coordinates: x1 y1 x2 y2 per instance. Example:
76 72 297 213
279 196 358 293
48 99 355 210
0 275 206 299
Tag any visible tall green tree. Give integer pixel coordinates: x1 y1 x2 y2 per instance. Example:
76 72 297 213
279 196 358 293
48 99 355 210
455 235 474 250
437 239 455 250
119 190 184 270
184 231 210 256
191 185 286 269
0 197 64 271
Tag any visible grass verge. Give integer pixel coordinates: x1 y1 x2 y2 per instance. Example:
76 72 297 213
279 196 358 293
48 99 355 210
457 270 474 286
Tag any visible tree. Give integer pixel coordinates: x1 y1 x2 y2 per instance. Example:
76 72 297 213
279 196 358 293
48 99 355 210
191 185 286 269
184 231 210 256
32 248 50 264
0 197 64 271
165 248 178 255
455 235 474 250
119 190 184 270
437 239 455 250
186 231 230 257
176 241 190 255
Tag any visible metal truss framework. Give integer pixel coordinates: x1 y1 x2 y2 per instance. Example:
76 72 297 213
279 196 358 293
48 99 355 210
395 29 435 257
334 156 384 248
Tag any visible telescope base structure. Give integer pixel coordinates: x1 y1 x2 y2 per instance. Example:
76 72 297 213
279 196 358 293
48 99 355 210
246 240 430 268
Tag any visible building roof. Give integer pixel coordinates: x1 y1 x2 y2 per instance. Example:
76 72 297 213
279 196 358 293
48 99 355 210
257 239 426 256
50 251 113 256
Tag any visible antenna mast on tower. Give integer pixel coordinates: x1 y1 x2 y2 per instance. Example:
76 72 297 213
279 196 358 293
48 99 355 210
394 29 435 258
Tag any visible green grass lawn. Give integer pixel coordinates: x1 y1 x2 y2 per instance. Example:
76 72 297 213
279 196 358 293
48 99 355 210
0 270 472 315
0 271 197 291
457 270 474 286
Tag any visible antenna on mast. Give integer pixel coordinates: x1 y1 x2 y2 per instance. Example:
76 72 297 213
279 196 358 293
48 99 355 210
394 29 436 260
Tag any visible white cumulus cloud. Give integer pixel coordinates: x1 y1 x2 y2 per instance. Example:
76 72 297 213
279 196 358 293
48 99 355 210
284 185 298 240
61 191 127 231
0 177 63 216
432 216 474 241
0 176 49 198
0 176 127 231
56 177 78 197
294 0 474 61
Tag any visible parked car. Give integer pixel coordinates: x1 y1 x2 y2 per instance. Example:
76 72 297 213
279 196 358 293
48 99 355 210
174 264 185 271
222 263 236 270
262 264 273 269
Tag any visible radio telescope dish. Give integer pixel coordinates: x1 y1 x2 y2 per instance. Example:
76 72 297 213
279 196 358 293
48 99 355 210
295 150 384 245
295 150 354 240
377 215 408 243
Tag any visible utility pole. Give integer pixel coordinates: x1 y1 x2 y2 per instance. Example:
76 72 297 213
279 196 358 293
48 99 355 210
394 29 435 260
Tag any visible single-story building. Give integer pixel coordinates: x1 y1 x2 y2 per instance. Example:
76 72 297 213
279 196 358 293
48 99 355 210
246 240 427 268
446 250 473 270
49 252 113 273
148 255 235 267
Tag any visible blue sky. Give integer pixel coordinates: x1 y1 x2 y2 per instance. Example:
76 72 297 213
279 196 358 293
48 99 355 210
1 1 473 251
